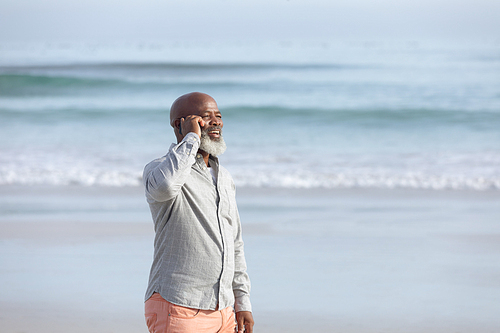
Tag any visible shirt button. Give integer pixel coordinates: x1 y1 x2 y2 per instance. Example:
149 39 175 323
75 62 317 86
197 154 202 158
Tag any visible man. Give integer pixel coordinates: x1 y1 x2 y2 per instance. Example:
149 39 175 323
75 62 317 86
143 92 254 333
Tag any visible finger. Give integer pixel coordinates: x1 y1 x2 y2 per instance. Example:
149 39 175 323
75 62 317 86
245 320 253 333
185 115 200 121
237 315 245 333
186 115 204 127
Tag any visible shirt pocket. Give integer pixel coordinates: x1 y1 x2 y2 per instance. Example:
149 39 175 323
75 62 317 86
221 187 237 227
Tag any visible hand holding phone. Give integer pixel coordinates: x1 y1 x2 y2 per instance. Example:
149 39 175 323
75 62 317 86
179 115 205 139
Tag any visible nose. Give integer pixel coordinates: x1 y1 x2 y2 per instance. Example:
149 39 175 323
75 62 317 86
209 114 222 127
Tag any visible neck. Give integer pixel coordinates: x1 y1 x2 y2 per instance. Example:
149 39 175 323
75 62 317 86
198 149 210 166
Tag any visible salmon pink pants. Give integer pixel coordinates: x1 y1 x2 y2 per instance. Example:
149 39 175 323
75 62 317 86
145 293 237 333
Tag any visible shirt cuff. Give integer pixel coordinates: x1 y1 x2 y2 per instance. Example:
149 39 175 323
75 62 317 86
183 132 200 144
181 132 200 155
234 295 252 313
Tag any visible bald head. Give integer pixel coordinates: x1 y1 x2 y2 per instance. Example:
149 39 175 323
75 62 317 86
169 92 223 145
170 92 218 127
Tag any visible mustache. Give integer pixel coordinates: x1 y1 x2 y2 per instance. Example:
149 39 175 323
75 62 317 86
202 126 222 133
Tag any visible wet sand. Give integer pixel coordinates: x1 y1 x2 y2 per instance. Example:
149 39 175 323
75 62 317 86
1 185 499 332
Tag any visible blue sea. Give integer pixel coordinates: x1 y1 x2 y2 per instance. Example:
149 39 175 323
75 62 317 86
1 40 499 191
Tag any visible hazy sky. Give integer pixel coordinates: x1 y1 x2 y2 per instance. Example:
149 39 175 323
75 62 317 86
1 0 499 42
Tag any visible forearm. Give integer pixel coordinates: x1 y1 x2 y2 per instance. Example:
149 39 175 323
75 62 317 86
143 133 200 202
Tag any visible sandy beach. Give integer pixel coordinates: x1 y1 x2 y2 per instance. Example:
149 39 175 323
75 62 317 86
1 185 499 333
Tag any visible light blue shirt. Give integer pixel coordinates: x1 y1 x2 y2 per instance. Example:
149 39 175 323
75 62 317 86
143 132 251 312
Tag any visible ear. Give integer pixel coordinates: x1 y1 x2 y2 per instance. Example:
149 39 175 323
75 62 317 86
173 119 180 130
173 119 184 136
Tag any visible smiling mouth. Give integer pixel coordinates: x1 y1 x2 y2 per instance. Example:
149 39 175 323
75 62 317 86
206 128 221 138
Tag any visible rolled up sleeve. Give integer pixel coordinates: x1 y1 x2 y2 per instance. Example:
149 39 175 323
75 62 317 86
143 133 200 203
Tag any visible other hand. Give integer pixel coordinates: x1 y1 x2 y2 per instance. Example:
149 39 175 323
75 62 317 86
236 311 254 333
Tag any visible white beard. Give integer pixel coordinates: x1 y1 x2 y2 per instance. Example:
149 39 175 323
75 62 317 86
199 127 227 157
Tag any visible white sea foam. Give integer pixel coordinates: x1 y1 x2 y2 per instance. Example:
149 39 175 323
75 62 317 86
233 171 500 191
1 163 499 190
0 166 142 187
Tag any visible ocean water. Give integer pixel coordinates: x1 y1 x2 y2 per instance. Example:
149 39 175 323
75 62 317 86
1 40 499 190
